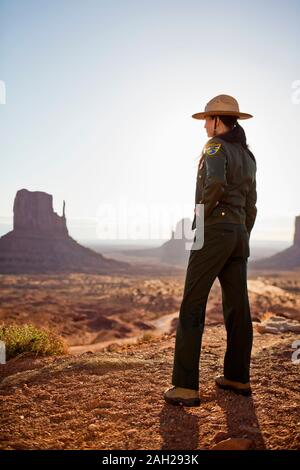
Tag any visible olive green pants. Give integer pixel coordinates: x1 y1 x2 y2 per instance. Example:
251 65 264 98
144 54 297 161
171 223 253 390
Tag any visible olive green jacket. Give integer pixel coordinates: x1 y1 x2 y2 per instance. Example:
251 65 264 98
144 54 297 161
191 136 257 235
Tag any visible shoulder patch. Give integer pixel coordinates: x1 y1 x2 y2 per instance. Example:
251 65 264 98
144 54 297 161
205 143 222 156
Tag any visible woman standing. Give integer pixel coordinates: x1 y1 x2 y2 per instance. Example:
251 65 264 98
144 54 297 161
164 94 257 407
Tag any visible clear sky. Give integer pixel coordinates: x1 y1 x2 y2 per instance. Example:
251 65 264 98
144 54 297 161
1 0 300 242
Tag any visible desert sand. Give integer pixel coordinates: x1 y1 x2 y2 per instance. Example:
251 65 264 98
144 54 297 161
0 268 299 450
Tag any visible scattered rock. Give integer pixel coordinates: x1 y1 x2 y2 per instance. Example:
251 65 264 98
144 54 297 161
256 316 300 334
211 438 253 450
86 399 101 410
213 431 229 443
88 423 99 432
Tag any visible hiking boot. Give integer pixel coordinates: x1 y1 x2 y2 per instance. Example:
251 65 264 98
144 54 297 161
215 375 252 396
163 386 200 407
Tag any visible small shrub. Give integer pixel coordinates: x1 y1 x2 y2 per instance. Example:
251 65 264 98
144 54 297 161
140 332 155 342
0 323 68 360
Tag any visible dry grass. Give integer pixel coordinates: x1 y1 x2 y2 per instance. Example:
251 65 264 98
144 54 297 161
0 323 68 360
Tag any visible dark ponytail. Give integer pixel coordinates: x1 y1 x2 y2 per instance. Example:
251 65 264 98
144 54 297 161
216 115 256 163
196 114 256 169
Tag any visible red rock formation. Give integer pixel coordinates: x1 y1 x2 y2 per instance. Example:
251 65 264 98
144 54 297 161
0 189 129 274
13 189 68 236
293 215 300 247
249 214 300 270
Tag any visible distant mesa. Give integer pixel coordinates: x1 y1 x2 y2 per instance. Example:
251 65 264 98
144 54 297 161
249 215 300 270
160 218 194 266
121 218 193 267
0 189 129 274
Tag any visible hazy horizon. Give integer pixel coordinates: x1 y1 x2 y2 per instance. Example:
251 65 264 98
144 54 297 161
0 212 297 244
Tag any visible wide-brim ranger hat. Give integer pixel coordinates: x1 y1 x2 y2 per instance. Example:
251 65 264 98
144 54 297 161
192 94 253 120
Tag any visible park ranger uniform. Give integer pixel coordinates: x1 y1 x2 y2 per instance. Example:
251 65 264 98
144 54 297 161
191 137 257 234
164 94 257 406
